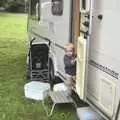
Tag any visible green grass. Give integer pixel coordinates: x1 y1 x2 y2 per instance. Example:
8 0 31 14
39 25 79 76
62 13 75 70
0 12 77 120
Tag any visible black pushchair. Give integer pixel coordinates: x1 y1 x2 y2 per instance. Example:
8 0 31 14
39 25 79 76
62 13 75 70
27 38 49 82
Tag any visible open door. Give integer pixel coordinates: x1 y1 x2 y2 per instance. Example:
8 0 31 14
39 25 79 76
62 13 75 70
76 36 88 101
76 0 92 101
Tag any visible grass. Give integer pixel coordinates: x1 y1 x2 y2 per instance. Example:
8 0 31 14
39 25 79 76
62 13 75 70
0 12 77 120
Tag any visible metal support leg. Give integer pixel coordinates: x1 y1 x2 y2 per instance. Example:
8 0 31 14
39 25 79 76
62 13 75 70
42 100 56 117
49 103 56 116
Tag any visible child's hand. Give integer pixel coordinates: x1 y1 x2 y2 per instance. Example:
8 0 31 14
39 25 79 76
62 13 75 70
71 59 76 65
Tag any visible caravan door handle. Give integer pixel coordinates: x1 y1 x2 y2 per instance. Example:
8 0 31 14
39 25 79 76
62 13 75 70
98 14 103 20
80 30 89 35
82 21 89 27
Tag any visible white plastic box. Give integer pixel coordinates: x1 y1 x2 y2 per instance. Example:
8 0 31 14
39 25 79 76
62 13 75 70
24 81 50 101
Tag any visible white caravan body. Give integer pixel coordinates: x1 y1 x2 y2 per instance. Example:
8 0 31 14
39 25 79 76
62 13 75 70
27 0 120 119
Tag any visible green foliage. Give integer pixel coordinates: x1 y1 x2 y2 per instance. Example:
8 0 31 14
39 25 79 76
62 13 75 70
0 0 6 7
6 1 25 13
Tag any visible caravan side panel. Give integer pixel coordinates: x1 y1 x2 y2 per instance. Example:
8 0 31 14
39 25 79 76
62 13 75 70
87 0 120 118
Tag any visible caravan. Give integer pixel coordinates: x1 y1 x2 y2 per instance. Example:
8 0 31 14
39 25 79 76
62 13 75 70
27 0 120 119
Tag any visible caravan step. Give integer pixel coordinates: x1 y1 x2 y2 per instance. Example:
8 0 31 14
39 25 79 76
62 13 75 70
49 91 73 104
43 91 74 116
77 107 105 120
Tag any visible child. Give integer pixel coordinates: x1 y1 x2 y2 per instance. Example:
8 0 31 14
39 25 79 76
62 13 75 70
64 43 76 96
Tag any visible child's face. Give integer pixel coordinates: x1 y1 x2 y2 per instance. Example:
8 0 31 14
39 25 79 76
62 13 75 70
66 48 74 56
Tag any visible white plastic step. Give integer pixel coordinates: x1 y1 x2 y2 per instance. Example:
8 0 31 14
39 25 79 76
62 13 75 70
53 83 68 92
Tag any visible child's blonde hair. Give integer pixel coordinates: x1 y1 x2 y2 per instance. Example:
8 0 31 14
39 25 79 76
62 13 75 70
65 43 75 52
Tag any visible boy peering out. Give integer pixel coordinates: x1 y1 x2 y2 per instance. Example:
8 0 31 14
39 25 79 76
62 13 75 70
64 43 76 96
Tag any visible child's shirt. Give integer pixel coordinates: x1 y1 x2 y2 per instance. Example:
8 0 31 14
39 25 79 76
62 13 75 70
64 55 76 76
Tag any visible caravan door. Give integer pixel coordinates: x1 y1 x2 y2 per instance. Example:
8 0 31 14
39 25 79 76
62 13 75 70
76 0 92 101
76 36 88 100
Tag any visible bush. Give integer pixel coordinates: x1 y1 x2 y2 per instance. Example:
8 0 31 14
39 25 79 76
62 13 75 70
0 0 6 7
6 1 25 13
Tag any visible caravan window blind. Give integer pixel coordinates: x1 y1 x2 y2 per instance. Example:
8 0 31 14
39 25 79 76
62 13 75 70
52 0 63 16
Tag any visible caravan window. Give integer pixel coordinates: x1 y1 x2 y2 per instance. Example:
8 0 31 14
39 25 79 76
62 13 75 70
82 0 86 10
30 0 40 20
52 0 63 16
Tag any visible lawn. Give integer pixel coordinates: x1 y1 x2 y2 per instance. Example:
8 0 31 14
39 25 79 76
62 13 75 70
0 12 77 120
